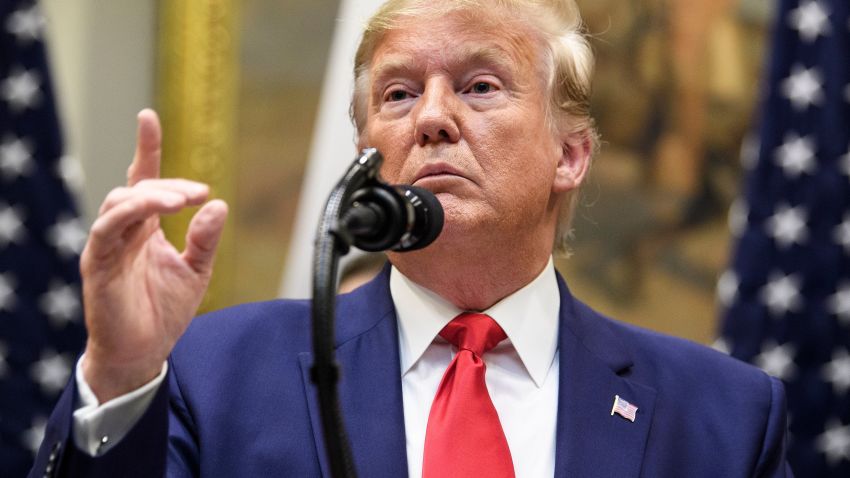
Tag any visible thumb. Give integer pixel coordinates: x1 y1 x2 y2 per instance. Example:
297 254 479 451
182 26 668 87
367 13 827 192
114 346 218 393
183 199 229 275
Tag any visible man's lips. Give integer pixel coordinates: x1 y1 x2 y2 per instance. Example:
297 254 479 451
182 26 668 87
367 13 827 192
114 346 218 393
412 162 468 185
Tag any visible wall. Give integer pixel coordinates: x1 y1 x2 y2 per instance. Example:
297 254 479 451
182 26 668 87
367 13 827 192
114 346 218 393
41 0 156 223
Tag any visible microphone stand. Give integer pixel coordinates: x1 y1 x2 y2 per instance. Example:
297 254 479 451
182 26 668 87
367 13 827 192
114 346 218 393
310 149 383 478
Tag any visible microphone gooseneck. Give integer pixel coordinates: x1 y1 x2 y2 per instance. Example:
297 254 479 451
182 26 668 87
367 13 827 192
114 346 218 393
310 148 443 478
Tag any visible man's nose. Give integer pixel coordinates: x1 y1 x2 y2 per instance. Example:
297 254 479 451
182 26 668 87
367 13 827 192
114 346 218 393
413 81 461 146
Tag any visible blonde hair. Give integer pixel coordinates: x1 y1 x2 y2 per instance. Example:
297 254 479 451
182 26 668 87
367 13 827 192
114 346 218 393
351 0 598 254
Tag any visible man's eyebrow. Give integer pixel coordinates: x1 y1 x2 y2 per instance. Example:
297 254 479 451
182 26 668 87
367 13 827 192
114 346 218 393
452 45 517 74
371 56 418 86
370 45 518 86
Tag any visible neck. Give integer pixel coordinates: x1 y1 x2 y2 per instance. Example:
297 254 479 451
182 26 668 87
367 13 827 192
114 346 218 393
388 235 552 311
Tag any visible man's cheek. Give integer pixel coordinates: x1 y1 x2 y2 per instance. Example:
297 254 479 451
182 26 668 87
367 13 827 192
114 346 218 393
383 150 414 183
378 158 404 183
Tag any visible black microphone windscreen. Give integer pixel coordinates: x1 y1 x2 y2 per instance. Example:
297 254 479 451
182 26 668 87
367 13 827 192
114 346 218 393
394 185 444 252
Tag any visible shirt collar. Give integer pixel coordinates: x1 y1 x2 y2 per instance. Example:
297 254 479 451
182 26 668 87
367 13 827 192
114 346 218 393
390 258 560 387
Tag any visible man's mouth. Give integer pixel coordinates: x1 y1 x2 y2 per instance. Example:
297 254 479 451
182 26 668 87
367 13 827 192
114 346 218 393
413 162 467 185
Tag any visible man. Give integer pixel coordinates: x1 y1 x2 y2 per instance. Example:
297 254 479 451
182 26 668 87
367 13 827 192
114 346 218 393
31 0 792 476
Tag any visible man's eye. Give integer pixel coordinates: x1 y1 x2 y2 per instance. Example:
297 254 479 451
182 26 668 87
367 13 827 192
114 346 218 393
470 82 493 94
387 90 409 102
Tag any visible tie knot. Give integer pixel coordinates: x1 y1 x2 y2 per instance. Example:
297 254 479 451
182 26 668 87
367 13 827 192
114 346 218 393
439 313 507 356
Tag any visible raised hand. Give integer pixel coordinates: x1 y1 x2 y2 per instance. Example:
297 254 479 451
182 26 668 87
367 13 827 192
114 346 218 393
80 109 228 402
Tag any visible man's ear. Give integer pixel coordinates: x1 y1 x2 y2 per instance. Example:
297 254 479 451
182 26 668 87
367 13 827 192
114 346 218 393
552 131 592 193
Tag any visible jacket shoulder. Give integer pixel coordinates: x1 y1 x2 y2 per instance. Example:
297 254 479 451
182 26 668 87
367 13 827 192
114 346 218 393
575 299 772 392
178 298 313 351
570 301 789 476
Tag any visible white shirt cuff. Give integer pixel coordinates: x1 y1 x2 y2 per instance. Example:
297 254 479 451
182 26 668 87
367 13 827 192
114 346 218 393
72 355 168 456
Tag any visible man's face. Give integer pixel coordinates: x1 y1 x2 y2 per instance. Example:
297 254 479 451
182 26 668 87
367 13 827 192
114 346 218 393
361 8 572 249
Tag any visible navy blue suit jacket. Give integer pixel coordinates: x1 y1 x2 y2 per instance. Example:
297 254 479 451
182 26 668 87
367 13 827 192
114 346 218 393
31 269 792 477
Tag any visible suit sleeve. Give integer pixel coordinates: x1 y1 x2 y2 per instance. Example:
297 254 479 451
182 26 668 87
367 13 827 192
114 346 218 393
164 358 201 477
753 377 795 478
28 369 172 478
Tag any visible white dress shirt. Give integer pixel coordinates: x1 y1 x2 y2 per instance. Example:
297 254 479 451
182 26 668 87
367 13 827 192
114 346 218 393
392 259 560 478
74 260 561 477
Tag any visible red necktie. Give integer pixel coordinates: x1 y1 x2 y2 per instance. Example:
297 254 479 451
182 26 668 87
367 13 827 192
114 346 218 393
423 313 515 478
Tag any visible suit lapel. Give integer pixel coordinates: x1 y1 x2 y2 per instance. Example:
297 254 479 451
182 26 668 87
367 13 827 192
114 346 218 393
553 274 657 477
299 268 409 478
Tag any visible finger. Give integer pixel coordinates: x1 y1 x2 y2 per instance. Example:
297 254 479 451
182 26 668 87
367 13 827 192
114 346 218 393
99 180 209 215
127 109 162 186
88 190 187 255
182 199 228 275
136 179 209 195
99 186 130 216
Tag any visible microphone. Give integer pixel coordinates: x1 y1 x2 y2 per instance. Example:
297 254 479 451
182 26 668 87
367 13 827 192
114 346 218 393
340 184 444 252
310 148 441 477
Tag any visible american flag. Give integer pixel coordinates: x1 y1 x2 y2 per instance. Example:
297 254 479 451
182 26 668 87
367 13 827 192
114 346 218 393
718 0 850 475
610 395 638 423
0 0 87 475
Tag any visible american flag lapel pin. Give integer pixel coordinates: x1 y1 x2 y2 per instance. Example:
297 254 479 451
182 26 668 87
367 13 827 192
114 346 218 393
611 395 638 422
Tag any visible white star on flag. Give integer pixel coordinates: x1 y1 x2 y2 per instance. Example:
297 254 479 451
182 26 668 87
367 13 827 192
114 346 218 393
0 272 16 312
765 204 808 249
728 200 748 238
5 4 44 44
816 419 850 466
46 215 87 258
0 341 8 378
29 350 71 396
0 202 26 247
1 67 42 112
711 337 731 355
774 133 816 178
21 415 47 455
788 0 831 43
755 341 797 380
39 280 80 328
0 135 35 180
822 349 850 396
781 65 824 110
828 282 850 325
717 270 739 307
57 154 85 193
760 272 804 316
835 214 850 255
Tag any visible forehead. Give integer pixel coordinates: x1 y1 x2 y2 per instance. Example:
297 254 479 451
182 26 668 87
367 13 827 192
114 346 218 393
368 9 544 78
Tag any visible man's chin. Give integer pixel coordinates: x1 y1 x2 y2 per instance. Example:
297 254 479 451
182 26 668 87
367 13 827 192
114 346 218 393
429 204 489 243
